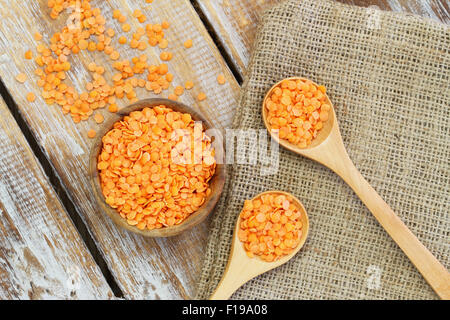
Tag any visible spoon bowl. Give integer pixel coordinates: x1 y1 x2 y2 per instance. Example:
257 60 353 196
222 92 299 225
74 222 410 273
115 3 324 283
262 77 336 151
261 77 450 299
210 190 309 300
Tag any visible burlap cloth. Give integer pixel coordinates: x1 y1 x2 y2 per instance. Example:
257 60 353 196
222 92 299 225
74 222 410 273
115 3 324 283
196 0 449 299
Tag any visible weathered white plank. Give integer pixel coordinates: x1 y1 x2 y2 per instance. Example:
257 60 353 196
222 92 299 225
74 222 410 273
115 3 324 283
0 0 240 299
195 0 281 76
195 0 450 76
0 96 113 300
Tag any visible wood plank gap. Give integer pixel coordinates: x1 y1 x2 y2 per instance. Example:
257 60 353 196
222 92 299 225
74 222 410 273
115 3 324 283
191 0 243 85
0 79 124 299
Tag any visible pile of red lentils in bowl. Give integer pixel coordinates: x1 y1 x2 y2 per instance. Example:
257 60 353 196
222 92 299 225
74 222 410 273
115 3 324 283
97 105 216 230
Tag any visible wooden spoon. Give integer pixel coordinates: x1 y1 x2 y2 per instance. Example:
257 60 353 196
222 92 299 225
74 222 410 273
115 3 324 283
262 77 450 299
210 191 309 300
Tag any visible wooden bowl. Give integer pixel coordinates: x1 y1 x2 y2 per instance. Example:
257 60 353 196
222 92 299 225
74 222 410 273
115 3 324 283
89 98 226 237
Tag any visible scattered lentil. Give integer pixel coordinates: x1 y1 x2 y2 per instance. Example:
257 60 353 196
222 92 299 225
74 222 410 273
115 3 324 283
185 81 194 90
16 73 27 83
94 113 104 124
88 129 97 138
34 32 43 41
26 92 36 102
167 93 178 101
174 85 184 96
162 21 170 29
183 39 193 49
133 9 143 18
217 74 226 85
122 23 131 32
165 73 174 82
158 38 168 49
160 51 173 61
197 92 206 101
118 15 127 23
25 50 33 60
108 103 119 113
118 36 127 44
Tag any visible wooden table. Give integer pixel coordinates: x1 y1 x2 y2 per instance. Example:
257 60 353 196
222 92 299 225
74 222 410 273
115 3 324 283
0 0 447 299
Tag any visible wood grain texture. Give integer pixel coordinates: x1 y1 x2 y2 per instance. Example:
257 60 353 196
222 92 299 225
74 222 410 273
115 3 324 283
0 0 240 299
0 96 113 299
195 0 450 76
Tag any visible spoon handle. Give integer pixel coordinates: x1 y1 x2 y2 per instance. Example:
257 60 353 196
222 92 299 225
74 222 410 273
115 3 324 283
209 248 252 300
328 143 450 299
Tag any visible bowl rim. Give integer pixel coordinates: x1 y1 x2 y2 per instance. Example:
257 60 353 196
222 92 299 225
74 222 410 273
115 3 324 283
88 98 226 237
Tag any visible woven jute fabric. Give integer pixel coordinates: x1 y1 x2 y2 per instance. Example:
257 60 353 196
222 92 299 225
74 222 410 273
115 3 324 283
196 0 449 299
